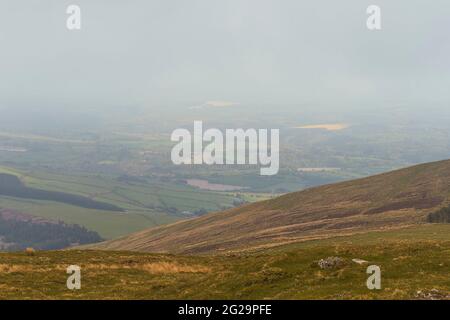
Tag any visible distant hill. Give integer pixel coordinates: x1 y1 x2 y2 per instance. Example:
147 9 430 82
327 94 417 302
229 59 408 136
87 159 450 254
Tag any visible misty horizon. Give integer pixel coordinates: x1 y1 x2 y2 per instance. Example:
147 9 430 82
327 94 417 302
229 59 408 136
1 0 450 112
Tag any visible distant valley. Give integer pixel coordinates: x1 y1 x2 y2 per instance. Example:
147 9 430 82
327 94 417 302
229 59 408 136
0 165 269 240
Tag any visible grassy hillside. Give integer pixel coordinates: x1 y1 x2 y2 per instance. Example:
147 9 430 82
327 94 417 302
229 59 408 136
88 160 450 254
0 173 123 211
0 165 268 239
0 224 449 299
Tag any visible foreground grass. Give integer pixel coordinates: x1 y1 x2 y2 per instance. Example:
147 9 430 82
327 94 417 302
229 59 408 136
0 225 449 300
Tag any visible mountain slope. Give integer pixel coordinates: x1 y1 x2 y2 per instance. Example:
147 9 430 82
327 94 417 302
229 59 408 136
87 160 450 254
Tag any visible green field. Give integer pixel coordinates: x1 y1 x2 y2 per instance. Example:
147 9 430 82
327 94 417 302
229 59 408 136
0 165 269 239
0 224 448 299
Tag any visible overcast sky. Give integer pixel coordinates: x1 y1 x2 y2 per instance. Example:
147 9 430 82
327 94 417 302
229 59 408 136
1 0 450 111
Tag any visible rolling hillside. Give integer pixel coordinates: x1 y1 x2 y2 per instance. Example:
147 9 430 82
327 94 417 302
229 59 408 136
87 159 450 254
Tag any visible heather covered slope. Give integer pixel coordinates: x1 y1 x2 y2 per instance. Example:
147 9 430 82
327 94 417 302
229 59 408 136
87 160 450 254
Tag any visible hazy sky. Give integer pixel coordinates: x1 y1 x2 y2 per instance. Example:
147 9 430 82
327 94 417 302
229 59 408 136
1 0 450 110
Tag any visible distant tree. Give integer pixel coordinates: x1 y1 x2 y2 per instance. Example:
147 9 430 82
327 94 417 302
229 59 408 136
427 206 450 223
194 208 208 216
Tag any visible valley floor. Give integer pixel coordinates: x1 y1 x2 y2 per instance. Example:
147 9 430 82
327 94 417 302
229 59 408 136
0 224 449 300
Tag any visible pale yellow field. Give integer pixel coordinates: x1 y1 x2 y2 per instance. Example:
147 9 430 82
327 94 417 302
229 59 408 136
296 123 349 131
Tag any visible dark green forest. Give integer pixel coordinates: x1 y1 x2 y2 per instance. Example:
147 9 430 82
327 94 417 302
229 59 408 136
0 215 102 251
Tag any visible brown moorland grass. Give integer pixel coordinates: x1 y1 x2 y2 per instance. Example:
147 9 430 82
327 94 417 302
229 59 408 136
0 224 449 300
85 160 450 254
